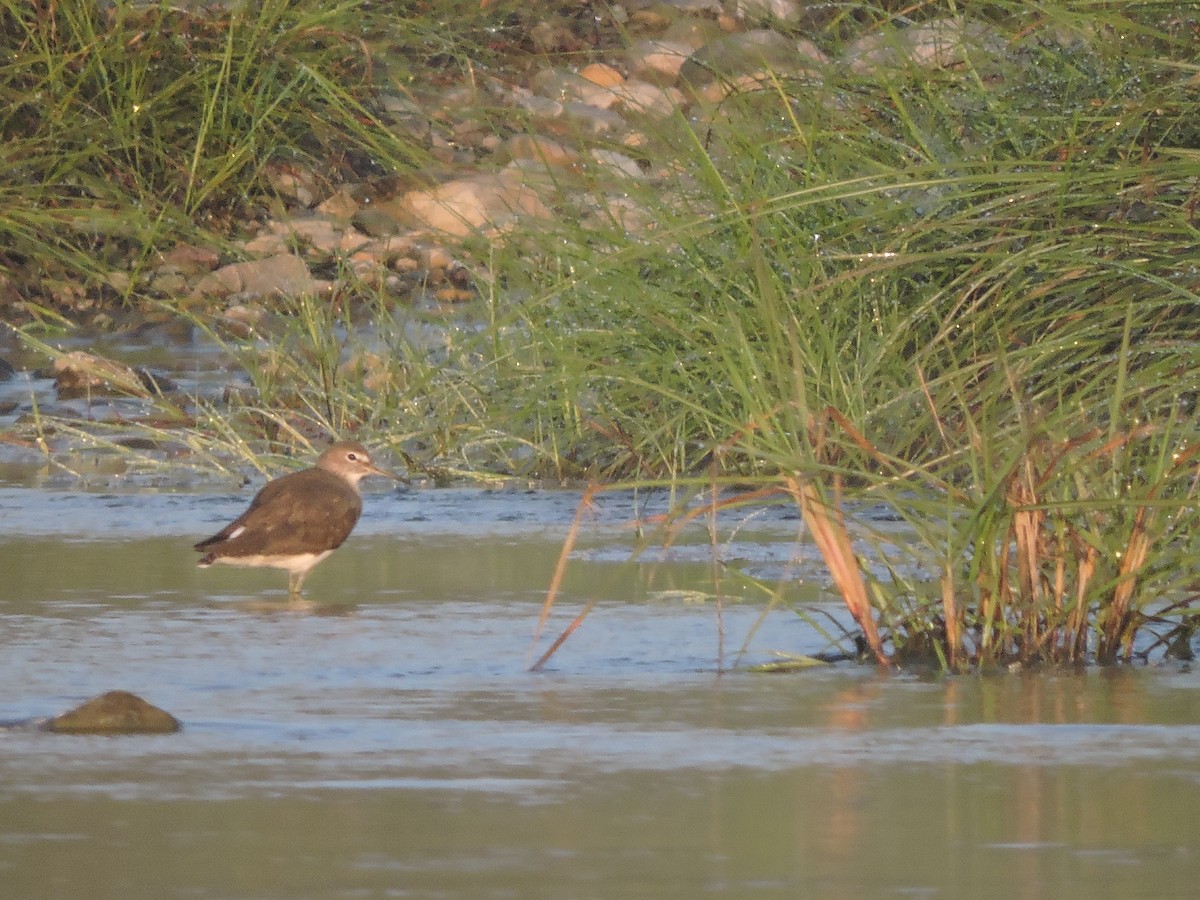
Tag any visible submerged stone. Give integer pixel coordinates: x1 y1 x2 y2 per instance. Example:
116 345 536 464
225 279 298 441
44 690 181 735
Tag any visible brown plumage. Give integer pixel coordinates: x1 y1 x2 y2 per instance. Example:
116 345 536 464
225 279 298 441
195 441 392 596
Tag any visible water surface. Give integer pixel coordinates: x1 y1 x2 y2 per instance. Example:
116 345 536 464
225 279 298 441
1 481 1198 899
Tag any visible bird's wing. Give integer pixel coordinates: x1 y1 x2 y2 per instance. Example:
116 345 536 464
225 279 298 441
193 470 362 557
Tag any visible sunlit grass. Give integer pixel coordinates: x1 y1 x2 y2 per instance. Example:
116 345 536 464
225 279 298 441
0 0 444 304
499 2 1200 668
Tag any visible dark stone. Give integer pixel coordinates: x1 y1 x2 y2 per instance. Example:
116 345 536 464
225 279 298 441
44 690 182 734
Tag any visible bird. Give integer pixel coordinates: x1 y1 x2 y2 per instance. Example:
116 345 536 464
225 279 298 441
194 440 393 597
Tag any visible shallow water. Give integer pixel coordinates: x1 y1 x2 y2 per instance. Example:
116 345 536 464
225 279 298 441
2 481 1199 899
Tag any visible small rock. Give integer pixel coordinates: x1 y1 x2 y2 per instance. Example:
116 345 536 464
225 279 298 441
54 350 159 399
284 216 372 257
353 206 409 238
150 272 189 296
598 195 656 233
338 350 405 394
627 38 694 82
241 226 292 257
434 287 475 304
628 8 673 31
661 15 726 50
0 356 14 380
590 149 646 179
668 0 722 13
848 19 998 72
502 134 581 169
421 245 455 272
400 167 553 237
105 271 132 294
193 252 327 300
532 68 621 110
362 234 416 263
284 217 343 254
555 102 626 137
510 90 565 120
265 163 321 208
45 690 181 735
680 29 828 98
221 304 266 335
735 0 805 23
317 188 360 222
579 62 625 88
611 79 684 118
155 243 221 276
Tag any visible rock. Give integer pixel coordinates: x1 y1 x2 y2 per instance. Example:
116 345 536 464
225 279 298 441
392 256 421 275
587 194 656 234
265 162 321 207
735 0 805 23
590 149 646 179
579 62 624 87
105 270 132 293
661 15 726 51
193 252 328 300
510 90 566 120
348 231 421 278
627 38 694 83
532 67 680 119
277 216 372 257
150 272 189 296
317 188 360 222
352 206 409 238
0 356 13 380
532 68 621 110
434 287 475 304
377 92 433 145
220 303 266 336
45 690 181 735
421 245 455 272
666 0 721 13
501 134 581 170
628 8 674 31
241 216 372 256
555 102 627 137
611 79 684 118
679 29 828 100
53 350 170 399
338 350 405 393
399 166 554 237
155 243 220 276
240 224 292 257
848 19 999 72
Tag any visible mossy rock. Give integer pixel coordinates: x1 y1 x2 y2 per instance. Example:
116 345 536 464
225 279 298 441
44 690 182 735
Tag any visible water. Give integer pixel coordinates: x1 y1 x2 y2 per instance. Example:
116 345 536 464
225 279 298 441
1 479 1199 898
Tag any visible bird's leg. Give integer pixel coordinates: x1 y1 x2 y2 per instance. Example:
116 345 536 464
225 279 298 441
289 570 306 598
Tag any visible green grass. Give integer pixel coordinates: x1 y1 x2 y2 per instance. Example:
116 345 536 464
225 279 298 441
0 0 442 308
491 2 1200 667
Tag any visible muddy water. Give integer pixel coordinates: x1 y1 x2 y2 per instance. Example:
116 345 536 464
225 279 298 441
1 482 1199 899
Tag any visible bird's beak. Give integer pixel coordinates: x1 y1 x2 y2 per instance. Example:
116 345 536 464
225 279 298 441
370 459 410 485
